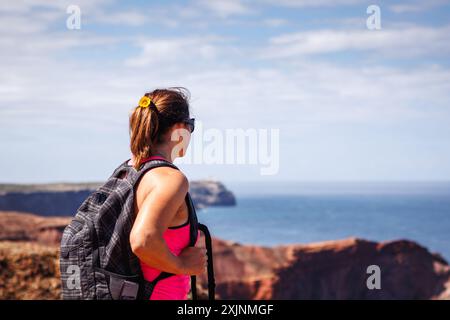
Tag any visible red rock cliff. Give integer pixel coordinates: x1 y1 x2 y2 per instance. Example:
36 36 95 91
1 211 449 299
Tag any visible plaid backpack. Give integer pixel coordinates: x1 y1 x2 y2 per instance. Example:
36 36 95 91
59 158 215 300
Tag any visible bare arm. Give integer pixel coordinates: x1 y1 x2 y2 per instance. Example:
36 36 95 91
129 169 205 275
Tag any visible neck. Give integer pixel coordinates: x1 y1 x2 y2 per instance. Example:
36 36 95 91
130 145 175 165
152 144 175 163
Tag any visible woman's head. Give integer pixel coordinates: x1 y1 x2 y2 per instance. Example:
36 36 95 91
129 87 194 169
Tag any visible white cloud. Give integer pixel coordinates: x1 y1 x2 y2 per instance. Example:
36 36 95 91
124 36 230 67
261 0 362 8
261 25 450 58
389 0 450 13
91 5 180 28
194 0 253 18
0 0 113 14
389 4 425 13
1 0 450 181
94 10 148 26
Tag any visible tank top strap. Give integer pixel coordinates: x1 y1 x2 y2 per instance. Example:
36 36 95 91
140 155 167 164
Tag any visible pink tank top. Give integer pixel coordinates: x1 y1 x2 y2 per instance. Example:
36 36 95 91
134 155 198 300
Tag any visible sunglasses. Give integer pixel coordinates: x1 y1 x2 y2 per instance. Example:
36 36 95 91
183 118 195 133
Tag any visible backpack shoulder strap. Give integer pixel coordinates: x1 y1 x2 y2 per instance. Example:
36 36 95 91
108 159 132 180
126 158 179 187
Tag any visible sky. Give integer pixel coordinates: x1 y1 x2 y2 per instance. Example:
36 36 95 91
1 0 450 184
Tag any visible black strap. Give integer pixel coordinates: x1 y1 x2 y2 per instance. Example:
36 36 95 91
186 193 199 247
128 158 179 187
198 223 216 300
191 275 197 300
191 224 216 300
186 192 200 300
139 271 175 300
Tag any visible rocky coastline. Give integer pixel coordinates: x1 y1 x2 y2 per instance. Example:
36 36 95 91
0 180 236 216
0 211 448 300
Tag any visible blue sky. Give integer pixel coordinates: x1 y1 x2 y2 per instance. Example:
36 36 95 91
1 0 450 184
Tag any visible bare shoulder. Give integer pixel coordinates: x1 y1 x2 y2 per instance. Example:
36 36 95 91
140 166 189 195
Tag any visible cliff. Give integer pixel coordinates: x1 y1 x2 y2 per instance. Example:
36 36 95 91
189 180 236 208
0 211 70 244
0 241 61 299
0 180 236 216
1 212 449 300
198 237 450 300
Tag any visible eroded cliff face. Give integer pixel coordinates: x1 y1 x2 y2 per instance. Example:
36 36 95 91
0 211 71 244
270 238 450 300
1 212 449 300
195 237 450 300
0 180 236 216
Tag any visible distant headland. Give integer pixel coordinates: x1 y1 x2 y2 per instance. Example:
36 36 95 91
0 180 236 216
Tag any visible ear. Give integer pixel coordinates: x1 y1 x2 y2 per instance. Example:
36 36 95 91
168 123 190 144
170 123 185 139
172 123 185 130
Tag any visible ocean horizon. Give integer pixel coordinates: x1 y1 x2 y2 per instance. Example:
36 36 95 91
1 180 448 260
197 184 450 261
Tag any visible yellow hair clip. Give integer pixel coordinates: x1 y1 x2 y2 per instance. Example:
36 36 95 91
138 96 151 108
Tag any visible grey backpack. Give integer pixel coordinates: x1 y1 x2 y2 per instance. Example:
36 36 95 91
59 158 215 300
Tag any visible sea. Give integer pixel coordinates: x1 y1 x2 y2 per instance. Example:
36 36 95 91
196 181 450 261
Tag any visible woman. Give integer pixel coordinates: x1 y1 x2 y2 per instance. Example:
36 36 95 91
128 87 206 300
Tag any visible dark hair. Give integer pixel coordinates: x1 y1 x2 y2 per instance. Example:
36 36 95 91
129 87 190 169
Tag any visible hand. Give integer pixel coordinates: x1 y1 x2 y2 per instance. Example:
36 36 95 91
178 246 207 275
